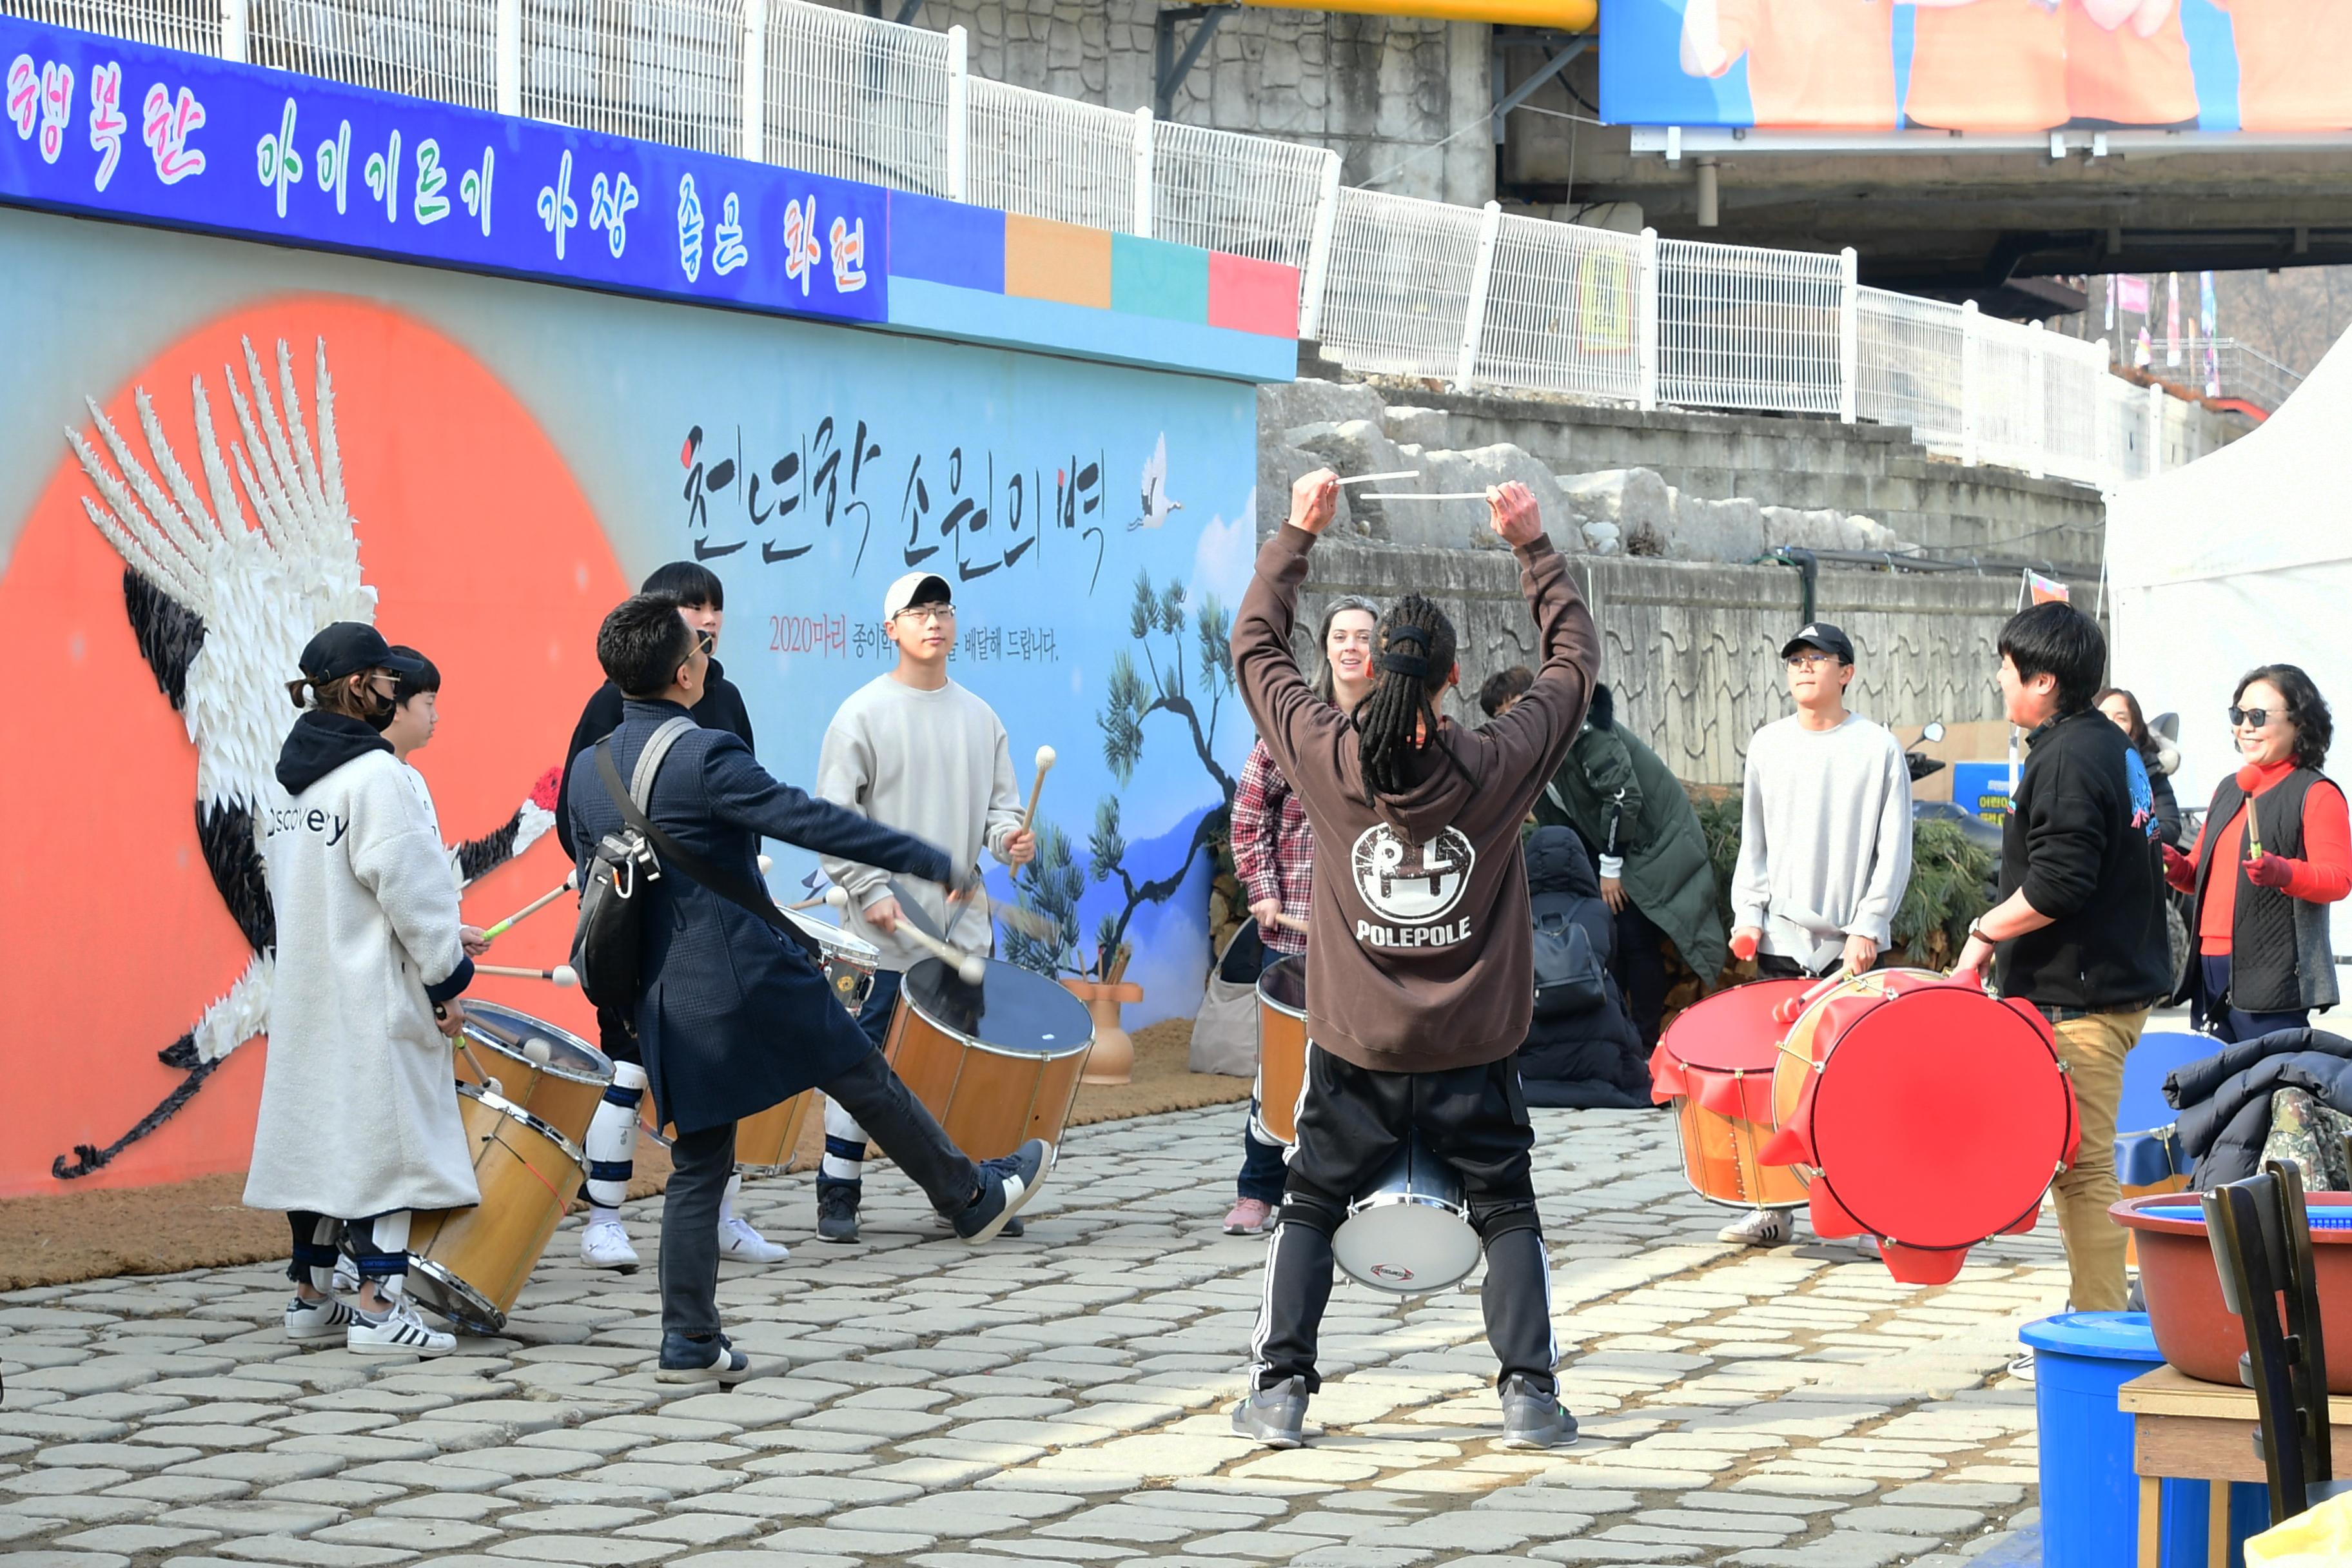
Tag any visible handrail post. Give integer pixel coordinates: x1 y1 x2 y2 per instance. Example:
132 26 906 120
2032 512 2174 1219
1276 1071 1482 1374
1297 148 1342 344
1837 246 1858 424
1959 299 1979 467
1132 106 1154 237
1455 200 1503 390
2147 380 2166 480
945 24 968 202
496 0 521 117
2092 337 2111 487
740 0 764 162
1636 226 1660 411
220 0 247 63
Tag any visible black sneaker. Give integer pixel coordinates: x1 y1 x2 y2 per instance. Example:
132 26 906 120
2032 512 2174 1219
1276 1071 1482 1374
815 1179 861 1244
656 1331 751 1385
954 1139 1052 1242
1230 1377 1308 1449
1496 1375 1577 1449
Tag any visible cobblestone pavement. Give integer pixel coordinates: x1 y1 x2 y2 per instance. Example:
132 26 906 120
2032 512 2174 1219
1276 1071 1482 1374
1 1104 2064 1568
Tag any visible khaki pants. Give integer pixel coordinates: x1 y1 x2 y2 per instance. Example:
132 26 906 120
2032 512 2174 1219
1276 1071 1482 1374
2048 1008 2148 1313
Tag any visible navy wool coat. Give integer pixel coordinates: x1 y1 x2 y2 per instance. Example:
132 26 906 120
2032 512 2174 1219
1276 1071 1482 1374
567 699 951 1134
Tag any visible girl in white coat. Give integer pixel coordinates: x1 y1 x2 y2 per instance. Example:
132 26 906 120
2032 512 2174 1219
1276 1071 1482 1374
247 623 480 1356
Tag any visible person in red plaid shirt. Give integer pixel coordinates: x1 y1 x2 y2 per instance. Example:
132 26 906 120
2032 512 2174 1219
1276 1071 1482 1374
1223 594 1380 1235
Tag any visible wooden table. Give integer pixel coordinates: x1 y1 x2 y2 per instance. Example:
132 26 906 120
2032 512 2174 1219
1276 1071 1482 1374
2119 1364 2352 1565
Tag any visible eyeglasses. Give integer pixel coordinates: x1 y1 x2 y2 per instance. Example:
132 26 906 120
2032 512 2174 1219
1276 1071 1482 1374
2230 705 2277 729
895 604 955 624
1785 653 1837 671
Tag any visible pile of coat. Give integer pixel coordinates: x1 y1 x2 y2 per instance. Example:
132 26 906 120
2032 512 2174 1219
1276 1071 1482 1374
2169 1028 2352 1187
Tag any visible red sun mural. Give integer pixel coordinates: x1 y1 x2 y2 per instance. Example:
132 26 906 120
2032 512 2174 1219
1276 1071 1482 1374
0 297 629 1199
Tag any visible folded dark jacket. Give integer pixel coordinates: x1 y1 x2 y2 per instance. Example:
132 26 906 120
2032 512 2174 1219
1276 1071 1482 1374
2170 1030 2352 1186
2166 1028 2352 1112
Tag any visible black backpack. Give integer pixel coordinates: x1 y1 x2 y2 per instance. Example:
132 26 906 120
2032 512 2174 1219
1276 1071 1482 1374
1530 896 1608 1020
569 717 821 1014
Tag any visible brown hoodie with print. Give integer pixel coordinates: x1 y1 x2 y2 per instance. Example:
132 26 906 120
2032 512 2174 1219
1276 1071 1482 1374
1230 524 1600 1074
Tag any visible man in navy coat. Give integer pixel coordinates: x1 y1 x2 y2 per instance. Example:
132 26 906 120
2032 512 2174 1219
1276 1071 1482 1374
568 593 1050 1383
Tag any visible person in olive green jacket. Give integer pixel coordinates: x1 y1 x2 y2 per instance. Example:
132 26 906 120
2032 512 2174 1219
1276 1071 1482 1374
1482 673 1729 1046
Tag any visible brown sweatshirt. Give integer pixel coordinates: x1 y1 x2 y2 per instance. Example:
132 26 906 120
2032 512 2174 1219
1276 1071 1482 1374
1231 525 1600 1073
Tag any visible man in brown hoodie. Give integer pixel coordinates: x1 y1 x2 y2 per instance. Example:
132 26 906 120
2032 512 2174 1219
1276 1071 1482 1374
1228 469 1600 1450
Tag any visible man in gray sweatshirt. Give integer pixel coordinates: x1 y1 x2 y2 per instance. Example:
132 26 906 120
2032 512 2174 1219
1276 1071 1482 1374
1721 621 1914 1247
812 571 1035 1242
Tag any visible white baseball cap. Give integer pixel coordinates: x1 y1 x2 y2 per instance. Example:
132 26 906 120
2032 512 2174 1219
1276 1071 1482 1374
883 571 952 619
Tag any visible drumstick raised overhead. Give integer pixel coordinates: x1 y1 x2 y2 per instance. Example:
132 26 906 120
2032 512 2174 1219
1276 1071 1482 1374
894 919 987 985
476 964 580 988
1022 745 1056 836
479 873 576 943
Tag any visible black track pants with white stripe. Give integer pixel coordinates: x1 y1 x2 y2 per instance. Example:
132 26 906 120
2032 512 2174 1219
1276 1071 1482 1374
1247 1044 1558 1396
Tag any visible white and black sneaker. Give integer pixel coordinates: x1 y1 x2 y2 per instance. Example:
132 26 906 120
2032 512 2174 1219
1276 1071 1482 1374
346 1297 455 1357
657 1331 752 1385
284 1292 359 1342
1717 1208 1794 1248
955 1139 1052 1243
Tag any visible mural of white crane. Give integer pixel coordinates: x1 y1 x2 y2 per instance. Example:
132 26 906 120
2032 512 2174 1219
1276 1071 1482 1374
59 336 555 1179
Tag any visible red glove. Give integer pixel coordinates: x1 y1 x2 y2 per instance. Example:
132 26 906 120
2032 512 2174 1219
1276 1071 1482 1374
2246 853 2297 889
2162 843 2197 892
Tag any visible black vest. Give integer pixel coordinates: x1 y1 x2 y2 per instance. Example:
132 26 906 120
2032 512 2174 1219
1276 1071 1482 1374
2193 768 2337 1014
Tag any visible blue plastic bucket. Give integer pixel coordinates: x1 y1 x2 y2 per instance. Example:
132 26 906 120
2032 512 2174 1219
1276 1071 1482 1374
2020 1311 2264 1568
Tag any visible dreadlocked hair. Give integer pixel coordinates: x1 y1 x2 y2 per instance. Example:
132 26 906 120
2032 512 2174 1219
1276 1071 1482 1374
1354 594 1470 800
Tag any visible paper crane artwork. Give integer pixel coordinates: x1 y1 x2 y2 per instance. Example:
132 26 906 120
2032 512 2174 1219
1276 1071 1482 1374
57 337 557 1179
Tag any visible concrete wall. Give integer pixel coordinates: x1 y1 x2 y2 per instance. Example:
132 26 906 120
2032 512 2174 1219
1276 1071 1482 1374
1300 542 2099 787
1326 379 2113 574
819 0 1494 206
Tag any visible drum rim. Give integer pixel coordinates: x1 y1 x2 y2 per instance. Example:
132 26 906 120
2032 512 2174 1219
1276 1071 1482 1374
405 1255 505 1333
459 999 602 1060
1256 956 1308 1021
1655 975 1812 1072
455 1081 588 1168
460 1028 612 1090
1343 1190 1469 1222
782 903 881 965
901 958 1096 1061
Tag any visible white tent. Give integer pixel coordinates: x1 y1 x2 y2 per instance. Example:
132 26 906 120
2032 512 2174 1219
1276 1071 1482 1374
2107 329 2352 954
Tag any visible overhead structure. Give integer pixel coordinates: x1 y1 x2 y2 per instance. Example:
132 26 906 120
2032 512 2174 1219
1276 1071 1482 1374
1237 0 1594 22
2106 325 2352 949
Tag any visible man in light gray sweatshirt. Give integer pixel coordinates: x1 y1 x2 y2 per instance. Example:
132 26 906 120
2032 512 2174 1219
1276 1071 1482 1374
1721 620 1914 1247
812 571 1035 1242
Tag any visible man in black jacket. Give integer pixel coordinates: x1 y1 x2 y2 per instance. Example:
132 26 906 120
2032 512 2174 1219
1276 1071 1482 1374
554 562 775 1274
1955 602 2171 1313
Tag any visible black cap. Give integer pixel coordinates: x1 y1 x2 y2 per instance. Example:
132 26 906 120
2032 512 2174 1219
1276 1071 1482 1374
299 622 426 685
1779 622 1856 664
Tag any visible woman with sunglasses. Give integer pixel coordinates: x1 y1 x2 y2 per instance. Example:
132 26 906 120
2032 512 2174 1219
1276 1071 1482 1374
2164 665 2351 1040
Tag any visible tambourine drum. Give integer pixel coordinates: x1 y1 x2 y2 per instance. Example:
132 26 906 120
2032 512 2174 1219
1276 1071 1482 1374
1649 979 1813 1210
453 1001 611 1156
1761 968 2079 1285
883 957 1093 1161
1332 1134 1480 1295
1254 957 1309 1147
784 904 881 1013
404 1084 580 1333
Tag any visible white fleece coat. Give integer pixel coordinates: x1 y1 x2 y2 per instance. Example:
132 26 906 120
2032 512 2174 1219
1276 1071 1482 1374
245 750 479 1217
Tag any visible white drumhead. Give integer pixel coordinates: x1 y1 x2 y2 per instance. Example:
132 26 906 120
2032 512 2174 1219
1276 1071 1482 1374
1331 1201 1481 1295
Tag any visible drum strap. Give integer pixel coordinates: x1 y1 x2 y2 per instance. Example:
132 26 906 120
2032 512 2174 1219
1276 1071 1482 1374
596 741 825 966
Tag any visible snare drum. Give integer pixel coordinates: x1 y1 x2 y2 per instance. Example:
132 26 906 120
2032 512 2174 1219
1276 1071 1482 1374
884 956 1093 1161
1761 968 2079 1284
453 1001 611 1155
404 1083 581 1333
1254 957 1308 1146
1332 1133 1480 1295
784 903 881 1013
1648 979 1813 1210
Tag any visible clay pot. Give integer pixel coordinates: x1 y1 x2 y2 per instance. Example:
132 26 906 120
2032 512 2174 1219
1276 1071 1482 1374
1061 980 1144 1086
2113 1190 2352 1391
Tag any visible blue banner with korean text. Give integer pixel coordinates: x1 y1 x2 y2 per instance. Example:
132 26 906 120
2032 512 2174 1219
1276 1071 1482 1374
0 15 886 322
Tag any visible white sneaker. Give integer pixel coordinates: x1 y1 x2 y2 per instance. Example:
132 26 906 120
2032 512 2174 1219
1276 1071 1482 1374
284 1292 359 1342
330 1259 362 1296
718 1215 789 1264
1717 1208 1794 1247
346 1298 455 1357
581 1219 640 1273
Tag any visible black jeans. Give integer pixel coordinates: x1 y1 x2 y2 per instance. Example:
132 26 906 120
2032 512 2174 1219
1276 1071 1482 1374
1613 901 1669 1050
2200 955 2311 1044
1250 1045 1555 1395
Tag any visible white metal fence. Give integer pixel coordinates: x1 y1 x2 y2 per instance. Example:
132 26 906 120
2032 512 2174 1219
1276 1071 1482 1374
15 0 2296 491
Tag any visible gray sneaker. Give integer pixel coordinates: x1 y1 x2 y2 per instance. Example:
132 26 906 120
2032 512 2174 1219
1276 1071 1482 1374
1230 1377 1308 1449
1497 1375 1577 1450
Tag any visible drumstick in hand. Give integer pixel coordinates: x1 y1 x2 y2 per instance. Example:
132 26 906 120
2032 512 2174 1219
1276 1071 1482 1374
1022 746 1056 835
478 872 577 944
476 963 580 988
894 920 987 985
789 885 852 914
1272 912 1310 934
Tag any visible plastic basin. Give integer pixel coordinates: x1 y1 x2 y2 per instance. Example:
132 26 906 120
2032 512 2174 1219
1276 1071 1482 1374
2112 1190 2352 1391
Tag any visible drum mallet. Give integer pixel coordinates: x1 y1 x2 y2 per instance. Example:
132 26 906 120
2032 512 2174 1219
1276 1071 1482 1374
478 871 577 945
476 963 580 988
1272 913 1310 935
894 920 987 986
1021 745 1056 835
